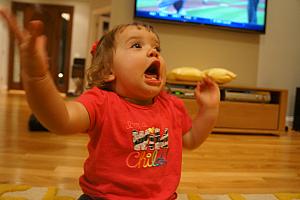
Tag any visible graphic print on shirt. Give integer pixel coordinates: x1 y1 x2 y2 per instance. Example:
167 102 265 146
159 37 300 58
126 127 169 169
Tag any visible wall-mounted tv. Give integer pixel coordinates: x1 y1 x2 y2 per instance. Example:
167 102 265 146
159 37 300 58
134 0 268 33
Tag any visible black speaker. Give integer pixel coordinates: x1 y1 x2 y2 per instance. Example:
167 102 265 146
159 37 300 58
293 87 300 131
72 58 85 78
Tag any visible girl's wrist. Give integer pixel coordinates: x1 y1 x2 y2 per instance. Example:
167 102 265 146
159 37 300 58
21 70 49 83
196 105 219 118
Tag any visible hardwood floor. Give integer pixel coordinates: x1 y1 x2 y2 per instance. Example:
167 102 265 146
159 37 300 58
0 91 299 193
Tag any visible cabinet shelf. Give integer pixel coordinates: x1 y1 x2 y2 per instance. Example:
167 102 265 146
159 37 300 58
166 80 288 135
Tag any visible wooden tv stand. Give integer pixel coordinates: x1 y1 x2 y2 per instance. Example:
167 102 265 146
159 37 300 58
166 80 288 135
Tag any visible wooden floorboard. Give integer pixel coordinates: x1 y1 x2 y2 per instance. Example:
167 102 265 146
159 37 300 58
0 91 299 193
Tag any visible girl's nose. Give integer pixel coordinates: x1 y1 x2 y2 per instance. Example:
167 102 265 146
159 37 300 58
147 48 159 57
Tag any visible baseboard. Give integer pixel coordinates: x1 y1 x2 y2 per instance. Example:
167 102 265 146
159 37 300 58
286 116 294 129
0 85 7 92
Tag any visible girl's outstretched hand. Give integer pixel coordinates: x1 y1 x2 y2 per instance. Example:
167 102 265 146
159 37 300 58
1 8 91 134
183 77 220 149
194 77 220 112
0 8 49 79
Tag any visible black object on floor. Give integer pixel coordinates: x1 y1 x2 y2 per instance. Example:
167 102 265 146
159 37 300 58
28 114 49 132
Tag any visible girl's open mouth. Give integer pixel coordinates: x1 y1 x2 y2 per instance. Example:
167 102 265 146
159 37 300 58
144 61 161 86
144 61 160 79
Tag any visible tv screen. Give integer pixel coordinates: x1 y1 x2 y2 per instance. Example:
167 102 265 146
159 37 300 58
134 0 268 33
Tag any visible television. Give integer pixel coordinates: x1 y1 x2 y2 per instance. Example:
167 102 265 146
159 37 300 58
134 0 268 33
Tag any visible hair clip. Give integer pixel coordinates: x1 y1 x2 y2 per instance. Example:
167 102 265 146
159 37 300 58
90 40 100 56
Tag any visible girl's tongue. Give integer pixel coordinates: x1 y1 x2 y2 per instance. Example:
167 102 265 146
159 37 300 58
144 74 158 80
144 61 160 80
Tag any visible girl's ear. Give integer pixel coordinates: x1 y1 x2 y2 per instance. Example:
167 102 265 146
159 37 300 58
105 74 115 82
104 71 115 82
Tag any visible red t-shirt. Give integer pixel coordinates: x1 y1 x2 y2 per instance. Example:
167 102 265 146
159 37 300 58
76 87 192 200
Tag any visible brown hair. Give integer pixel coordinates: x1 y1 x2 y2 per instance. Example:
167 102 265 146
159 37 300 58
86 22 160 90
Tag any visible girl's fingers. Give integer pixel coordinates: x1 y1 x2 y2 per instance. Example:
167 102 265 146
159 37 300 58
196 77 213 91
0 8 25 43
195 77 220 96
27 20 44 52
28 20 44 37
202 76 215 85
195 81 201 97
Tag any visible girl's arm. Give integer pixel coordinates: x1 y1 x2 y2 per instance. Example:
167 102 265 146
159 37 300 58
0 9 90 134
183 78 220 149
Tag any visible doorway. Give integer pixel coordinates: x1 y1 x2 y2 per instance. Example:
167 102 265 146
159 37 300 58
8 2 73 93
85 6 110 78
95 15 110 40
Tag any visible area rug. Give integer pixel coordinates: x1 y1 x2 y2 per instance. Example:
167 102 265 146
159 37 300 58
1 184 300 200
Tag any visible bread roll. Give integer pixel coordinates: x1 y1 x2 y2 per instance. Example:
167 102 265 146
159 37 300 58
203 68 237 84
167 67 205 81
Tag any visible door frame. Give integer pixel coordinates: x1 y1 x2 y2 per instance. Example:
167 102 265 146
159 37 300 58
86 6 111 72
7 2 73 93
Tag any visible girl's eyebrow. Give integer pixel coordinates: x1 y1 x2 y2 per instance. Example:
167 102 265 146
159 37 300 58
125 36 142 43
153 38 160 45
124 36 159 46
125 35 159 44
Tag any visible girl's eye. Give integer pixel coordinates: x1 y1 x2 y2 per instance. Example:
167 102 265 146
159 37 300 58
131 43 141 48
155 46 161 52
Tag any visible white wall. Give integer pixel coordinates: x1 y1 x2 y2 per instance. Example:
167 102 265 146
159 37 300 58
90 0 110 9
86 0 111 76
257 0 300 117
0 0 10 91
0 0 90 92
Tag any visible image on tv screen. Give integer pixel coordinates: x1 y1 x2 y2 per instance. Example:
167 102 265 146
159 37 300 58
134 0 267 33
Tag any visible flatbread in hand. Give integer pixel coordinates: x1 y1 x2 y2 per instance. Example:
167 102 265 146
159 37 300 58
203 68 237 84
167 67 205 81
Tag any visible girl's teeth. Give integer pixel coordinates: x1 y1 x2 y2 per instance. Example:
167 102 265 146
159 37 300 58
145 74 158 79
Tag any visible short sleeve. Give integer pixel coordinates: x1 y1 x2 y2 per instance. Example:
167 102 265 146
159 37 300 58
164 93 192 135
75 87 107 132
175 97 192 135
